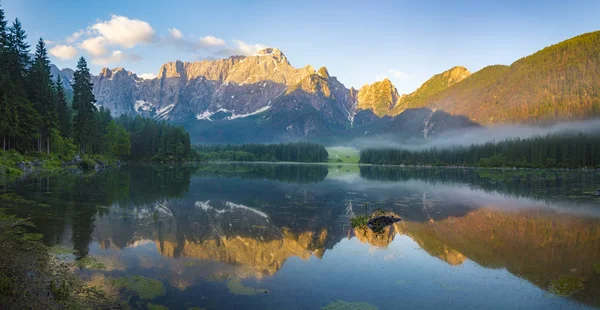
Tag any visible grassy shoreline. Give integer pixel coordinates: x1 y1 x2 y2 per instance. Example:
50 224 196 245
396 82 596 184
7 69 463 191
0 150 117 179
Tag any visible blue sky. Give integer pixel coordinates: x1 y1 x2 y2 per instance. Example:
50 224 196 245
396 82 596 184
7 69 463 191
4 0 600 94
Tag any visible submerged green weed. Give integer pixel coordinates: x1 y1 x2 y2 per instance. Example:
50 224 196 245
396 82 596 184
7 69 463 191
548 275 586 297
112 275 166 300
322 300 378 310
226 278 268 295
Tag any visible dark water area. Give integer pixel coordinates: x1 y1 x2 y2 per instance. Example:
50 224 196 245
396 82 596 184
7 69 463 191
1 164 599 309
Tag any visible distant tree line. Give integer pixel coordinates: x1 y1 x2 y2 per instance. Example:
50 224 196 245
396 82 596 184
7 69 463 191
0 4 193 162
116 115 192 161
195 142 329 163
360 133 600 168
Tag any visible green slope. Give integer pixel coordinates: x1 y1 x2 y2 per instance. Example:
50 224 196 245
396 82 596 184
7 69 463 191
399 31 600 124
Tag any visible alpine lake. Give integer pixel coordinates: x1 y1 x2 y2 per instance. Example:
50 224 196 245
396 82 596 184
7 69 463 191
1 163 599 309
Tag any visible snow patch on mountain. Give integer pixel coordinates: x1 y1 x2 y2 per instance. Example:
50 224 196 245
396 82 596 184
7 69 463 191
156 104 175 120
196 111 213 121
227 105 271 120
135 100 153 112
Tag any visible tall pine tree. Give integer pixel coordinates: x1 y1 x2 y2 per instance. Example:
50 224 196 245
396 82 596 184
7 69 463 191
72 57 97 154
1 18 39 151
0 3 10 150
55 78 71 138
7 19 29 89
29 38 57 154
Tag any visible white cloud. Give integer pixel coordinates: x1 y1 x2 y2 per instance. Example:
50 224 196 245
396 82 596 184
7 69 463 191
92 50 126 66
49 45 78 60
79 36 108 56
91 15 155 48
199 36 225 47
44 40 55 46
168 28 183 39
388 69 411 79
66 29 89 44
376 69 411 82
234 40 266 55
165 30 226 52
70 15 155 61
138 73 156 80
52 14 265 66
216 40 266 56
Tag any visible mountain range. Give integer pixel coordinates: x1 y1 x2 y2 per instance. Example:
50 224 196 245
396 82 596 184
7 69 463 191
50 31 600 144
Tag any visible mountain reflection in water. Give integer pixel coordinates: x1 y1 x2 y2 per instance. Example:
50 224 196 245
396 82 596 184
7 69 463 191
3 164 599 309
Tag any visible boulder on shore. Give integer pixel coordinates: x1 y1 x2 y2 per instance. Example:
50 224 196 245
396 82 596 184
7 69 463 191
62 155 82 167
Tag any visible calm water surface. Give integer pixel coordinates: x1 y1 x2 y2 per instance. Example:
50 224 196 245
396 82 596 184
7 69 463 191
2 164 600 309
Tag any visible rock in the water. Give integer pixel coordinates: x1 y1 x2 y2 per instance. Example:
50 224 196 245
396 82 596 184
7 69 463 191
595 189 600 196
94 160 105 172
367 215 401 232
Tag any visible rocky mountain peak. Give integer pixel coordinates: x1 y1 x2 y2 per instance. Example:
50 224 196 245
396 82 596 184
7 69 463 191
99 67 136 80
99 67 113 78
256 47 287 63
317 66 330 79
356 79 401 117
158 60 187 79
443 66 471 86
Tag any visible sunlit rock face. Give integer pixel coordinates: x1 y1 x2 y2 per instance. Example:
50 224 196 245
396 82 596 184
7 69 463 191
81 47 479 143
91 48 318 120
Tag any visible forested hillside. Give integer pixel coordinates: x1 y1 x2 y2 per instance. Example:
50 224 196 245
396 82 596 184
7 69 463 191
395 31 600 124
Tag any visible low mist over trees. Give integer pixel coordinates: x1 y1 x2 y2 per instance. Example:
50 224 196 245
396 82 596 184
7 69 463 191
360 133 600 169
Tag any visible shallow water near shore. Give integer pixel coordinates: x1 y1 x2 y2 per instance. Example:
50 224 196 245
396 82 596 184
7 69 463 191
1 164 599 309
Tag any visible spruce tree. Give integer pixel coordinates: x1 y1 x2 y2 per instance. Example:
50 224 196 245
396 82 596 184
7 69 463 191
55 78 71 137
29 38 57 153
0 4 9 149
7 19 30 88
2 18 39 151
72 57 97 154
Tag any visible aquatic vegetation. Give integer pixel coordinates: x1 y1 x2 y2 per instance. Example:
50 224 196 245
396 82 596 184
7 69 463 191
50 246 77 257
350 215 369 229
322 299 378 310
548 276 586 297
147 302 169 310
112 275 166 300
226 278 268 295
593 263 600 275
75 256 106 270
0 192 36 205
0 272 14 296
0 210 118 308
